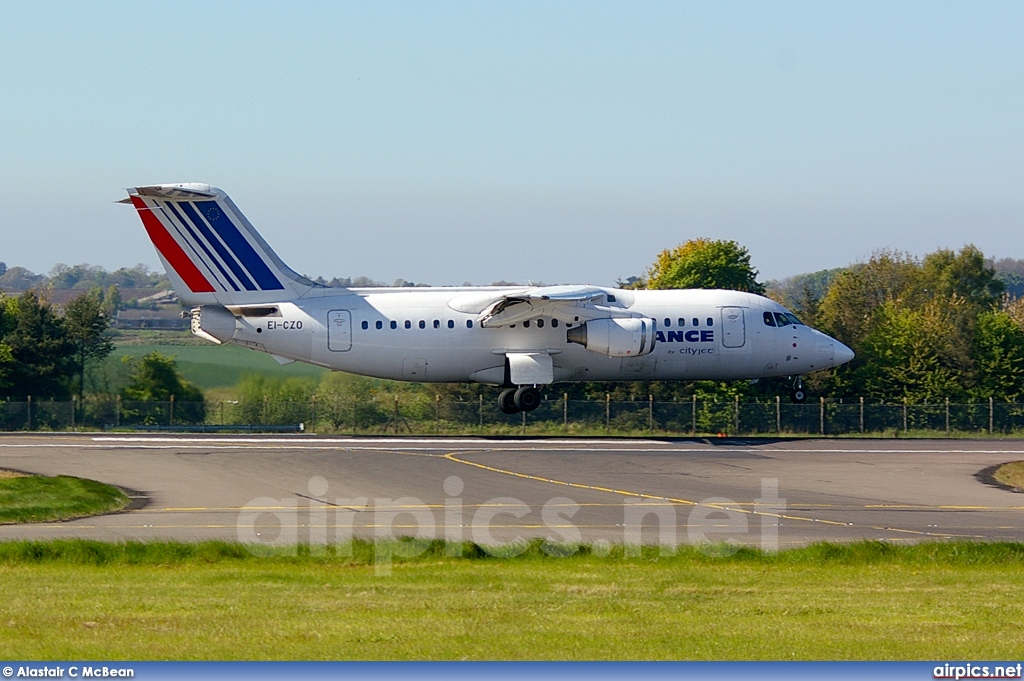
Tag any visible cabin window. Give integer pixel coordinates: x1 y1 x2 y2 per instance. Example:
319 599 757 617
707 317 713 326
678 318 685 327
692 318 699 327
466 320 473 329
537 319 545 328
551 319 559 328
664 318 672 327
361 321 368 330
448 320 455 329
763 312 776 327
390 321 397 330
785 313 804 326
405 320 411 329
419 320 425 329
376 320 383 330
607 294 616 303
433 320 440 329
774 312 789 327
523 321 530 328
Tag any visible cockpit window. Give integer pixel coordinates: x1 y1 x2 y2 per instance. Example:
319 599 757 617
784 313 804 326
774 312 790 327
763 311 777 327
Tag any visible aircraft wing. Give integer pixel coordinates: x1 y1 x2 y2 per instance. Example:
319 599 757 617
475 285 610 328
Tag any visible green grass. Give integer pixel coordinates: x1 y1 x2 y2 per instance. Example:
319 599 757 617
1 540 1023 660
0 476 130 524
110 342 327 390
994 461 1024 491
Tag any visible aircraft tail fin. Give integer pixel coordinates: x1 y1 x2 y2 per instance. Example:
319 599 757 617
125 184 320 306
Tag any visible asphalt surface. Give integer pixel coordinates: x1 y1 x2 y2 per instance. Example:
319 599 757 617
1 434 1023 548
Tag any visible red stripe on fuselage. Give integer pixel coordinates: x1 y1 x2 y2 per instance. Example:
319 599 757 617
131 196 215 293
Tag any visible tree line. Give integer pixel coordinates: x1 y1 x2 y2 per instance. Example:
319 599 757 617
5 240 1024 407
0 290 203 415
609 239 1024 405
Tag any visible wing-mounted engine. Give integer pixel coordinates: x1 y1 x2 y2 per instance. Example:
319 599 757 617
566 317 656 357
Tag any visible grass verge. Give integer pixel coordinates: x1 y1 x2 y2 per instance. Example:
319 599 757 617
0 475 130 524
1 539 1023 660
993 461 1024 491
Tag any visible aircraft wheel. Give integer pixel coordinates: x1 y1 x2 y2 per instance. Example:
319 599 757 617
790 388 807 404
514 386 541 412
499 389 521 414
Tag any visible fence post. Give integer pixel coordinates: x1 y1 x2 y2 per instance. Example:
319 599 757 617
945 397 950 436
27 395 32 431
649 394 654 434
820 396 825 436
903 397 908 434
859 396 864 434
734 395 740 435
563 392 568 430
691 394 697 436
479 394 484 429
776 395 781 433
72 395 77 432
435 394 440 433
605 393 610 431
990 396 994 436
169 394 175 426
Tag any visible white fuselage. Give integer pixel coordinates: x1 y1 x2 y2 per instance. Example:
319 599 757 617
203 286 848 385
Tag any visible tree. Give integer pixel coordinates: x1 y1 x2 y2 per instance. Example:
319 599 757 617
0 295 16 394
816 250 925 352
103 285 122 317
121 352 205 423
972 312 1024 401
921 246 1003 310
3 291 74 397
645 238 765 294
63 291 114 400
0 266 45 290
853 299 967 402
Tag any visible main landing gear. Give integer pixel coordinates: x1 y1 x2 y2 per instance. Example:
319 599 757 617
499 386 542 414
789 376 807 404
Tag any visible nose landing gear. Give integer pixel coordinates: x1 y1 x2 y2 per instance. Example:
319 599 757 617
498 386 542 414
789 376 807 403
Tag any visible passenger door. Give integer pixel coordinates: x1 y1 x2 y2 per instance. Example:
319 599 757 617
327 310 352 352
720 307 746 348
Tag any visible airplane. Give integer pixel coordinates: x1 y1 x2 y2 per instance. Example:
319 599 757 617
122 183 854 412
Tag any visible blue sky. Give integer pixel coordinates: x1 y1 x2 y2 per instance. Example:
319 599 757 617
1 1 1022 285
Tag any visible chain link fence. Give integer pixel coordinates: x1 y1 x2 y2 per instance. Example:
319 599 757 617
2 395 1023 436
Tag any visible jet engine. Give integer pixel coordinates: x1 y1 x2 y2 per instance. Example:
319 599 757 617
566 318 656 357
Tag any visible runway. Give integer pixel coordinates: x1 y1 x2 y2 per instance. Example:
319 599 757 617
1 434 1023 548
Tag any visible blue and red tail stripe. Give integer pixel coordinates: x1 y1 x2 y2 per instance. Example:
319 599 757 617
133 196 286 294
130 196 216 293
193 201 284 291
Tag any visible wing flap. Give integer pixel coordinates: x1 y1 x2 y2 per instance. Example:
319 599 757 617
477 285 610 328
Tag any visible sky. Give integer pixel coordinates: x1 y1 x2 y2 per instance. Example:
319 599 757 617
1 1 1022 286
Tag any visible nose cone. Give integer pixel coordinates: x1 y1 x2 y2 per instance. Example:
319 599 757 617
833 340 855 367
